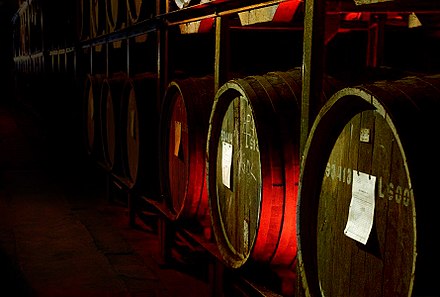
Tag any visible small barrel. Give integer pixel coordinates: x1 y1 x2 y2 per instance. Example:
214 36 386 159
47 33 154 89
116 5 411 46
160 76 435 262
297 74 440 297
119 73 160 199
206 68 338 269
159 76 214 226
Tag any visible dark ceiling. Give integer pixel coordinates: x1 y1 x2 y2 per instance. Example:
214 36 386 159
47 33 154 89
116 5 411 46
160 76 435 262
0 0 18 10
0 0 18 24
0 0 17 98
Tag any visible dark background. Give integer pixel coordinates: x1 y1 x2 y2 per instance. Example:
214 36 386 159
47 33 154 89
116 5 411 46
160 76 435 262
0 0 18 100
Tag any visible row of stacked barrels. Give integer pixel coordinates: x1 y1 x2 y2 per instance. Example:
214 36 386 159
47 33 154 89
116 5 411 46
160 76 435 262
84 68 440 297
13 0 77 55
13 0 198 58
13 0 42 57
77 0 212 40
78 0 154 39
84 72 160 197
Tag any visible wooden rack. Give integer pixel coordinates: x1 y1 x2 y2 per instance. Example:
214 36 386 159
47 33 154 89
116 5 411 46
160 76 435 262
11 0 440 296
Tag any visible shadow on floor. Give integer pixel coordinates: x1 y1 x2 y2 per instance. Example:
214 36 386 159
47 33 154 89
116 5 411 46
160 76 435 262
0 248 35 297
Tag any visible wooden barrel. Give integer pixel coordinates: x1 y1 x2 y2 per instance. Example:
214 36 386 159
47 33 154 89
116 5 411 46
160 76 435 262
119 73 160 198
19 5 29 55
91 0 106 37
159 76 214 226
126 0 155 25
98 74 127 171
206 69 337 269
106 0 126 33
83 74 104 159
78 0 90 40
28 0 42 52
297 74 440 297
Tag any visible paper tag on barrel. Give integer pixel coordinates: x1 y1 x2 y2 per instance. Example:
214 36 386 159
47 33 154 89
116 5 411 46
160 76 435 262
344 170 376 245
222 141 233 189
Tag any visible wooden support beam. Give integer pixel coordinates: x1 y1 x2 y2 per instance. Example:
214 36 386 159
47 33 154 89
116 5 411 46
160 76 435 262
214 16 230 93
209 258 225 297
300 0 326 162
158 217 176 266
157 27 169 106
366 14 386 68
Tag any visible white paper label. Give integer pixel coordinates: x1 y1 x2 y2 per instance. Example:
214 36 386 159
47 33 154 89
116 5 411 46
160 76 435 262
174 121 181 157
344 170 376 245
360 128 370 143
222 141 233 189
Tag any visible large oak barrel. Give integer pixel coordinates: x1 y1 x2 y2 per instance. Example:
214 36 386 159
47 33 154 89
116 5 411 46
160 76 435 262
159 76 214 227
206 69 338 269
118 73 160 199
297 74 440 297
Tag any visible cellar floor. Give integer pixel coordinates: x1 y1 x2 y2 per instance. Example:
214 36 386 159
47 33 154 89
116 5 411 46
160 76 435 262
0 98 211 297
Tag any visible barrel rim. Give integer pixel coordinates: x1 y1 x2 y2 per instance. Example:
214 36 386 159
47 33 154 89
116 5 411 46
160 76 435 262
160 77 215 220
117 78 137 188
207 80 262 268
84 74 104 157
296 85 419 297
160 81 190 219
99 79 117 170
117 74 160 193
